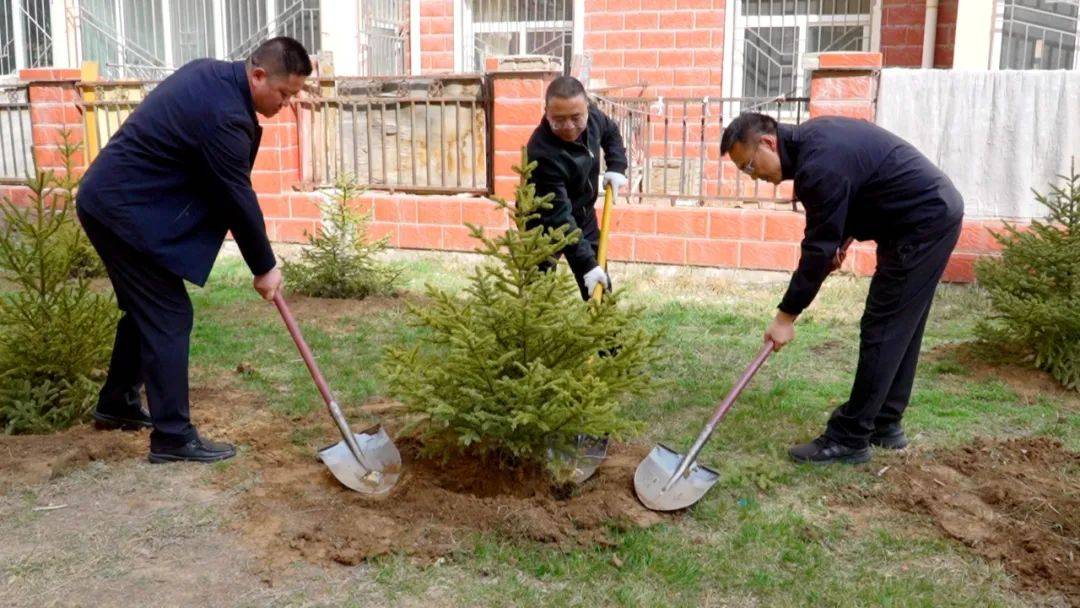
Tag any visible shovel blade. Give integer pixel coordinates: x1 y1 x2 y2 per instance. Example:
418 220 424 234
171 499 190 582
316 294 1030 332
634 444 720 511
546 434 610 484
570 434 609 484
317 427 401 496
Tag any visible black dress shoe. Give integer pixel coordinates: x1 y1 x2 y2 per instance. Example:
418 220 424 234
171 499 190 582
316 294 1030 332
148 435 236 464
870 423 909 449
92 388 152 430
789 436 871 464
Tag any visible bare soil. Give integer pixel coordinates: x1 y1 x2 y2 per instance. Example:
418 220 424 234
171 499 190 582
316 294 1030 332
928 343 1078 404
209 395 666 567
878 437 1079 604
2 383 665 574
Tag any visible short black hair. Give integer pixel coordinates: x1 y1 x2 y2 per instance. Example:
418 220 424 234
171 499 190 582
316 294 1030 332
248 37 313 78
720 112 778 156
545 75 587 104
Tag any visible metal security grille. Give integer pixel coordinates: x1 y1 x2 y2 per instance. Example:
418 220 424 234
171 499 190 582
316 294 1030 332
77 0 321 79
730 0 873 99
364 0 408 76
300 76 489 193
0 0 53 77
0 84 34 180
463 0 573 73
594 94 810 206
997 0 1080 70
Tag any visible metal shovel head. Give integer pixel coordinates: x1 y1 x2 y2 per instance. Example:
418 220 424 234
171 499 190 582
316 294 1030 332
570 434 609 484
546 434 610 484
634 443 720 511
317 427 402 497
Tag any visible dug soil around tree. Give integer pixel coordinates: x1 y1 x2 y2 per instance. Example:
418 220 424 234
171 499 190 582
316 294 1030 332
876 437 1079 604
196 390 667 568
1 383 666 568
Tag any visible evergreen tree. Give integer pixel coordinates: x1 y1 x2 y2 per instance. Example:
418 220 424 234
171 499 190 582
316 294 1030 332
975 163 1080 390
383 151 660 477
0 138 119 433
282 175 401 299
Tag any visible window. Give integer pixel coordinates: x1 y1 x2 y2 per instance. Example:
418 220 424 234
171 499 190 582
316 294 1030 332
363 0 408 76
0 0 53 77
462 0 574 73
996 0 1079 70
730 0 873 100
78 0 322 79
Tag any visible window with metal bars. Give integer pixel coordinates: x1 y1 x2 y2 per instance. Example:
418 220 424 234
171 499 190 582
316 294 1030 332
0 1 53 77
462 0 574 74
729 0 873 100
76 0 322 79
996 0 1079 70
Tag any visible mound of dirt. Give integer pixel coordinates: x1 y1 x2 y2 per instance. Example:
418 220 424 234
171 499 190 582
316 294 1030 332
0 424 146 491
0 379 666 567
227 430 665 566
881 437 1079 603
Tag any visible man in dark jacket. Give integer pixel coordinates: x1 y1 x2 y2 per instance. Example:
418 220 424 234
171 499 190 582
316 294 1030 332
77 37 312 463
721 113 964 464
526 76 628 300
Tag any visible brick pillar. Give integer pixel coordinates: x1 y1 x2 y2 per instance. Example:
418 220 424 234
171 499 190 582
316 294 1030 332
487 56 560 200
20 68 85 175
805 52 882 121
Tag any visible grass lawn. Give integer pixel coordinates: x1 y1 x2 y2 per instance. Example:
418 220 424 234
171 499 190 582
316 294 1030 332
3 250 1077 607
198 252 1076 606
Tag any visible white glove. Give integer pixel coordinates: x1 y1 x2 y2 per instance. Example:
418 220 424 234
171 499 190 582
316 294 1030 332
602 171 627 193
583 266 611 294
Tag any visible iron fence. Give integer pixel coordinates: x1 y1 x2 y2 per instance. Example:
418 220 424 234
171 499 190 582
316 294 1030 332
77 80 158 160
0 84 34 181
299 76 489 193
593 94 810 206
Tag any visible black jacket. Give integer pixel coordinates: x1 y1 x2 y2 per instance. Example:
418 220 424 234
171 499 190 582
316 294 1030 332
526 104 627 275
777 116 964 315
78 59 274 286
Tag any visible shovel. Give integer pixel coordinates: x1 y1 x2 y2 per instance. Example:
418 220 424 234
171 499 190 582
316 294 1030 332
547 184 617 484
634 341 774 511
273 293 401 496
570 183 619 483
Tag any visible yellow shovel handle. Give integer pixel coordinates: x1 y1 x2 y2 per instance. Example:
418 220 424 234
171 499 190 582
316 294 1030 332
591 184 615 302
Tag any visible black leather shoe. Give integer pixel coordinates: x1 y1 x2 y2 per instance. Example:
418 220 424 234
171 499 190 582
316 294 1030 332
92 388 152 430
789 436 871 464
870 423 909 450
148 435 236 464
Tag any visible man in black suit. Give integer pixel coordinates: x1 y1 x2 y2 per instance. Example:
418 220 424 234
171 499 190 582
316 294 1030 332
721 113 964 465
77 37 312 463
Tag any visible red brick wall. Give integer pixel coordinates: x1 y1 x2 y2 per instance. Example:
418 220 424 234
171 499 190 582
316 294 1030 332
880 0 958 69
584 0 725 97
419 0 455 73
7 60 1007 284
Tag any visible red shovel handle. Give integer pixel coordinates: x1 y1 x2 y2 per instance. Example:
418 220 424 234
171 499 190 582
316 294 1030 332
273 293 335 408
704 340 774 430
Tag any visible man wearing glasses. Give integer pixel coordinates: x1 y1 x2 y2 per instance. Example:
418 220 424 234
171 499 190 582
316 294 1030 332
526 75 628 300
721 113 964 465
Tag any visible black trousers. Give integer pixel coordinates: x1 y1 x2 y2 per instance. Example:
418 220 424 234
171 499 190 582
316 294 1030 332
538 206 603 301
824 220 962 449
78 208 197 449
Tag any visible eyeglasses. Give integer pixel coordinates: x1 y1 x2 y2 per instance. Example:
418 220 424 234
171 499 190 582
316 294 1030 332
738 143 759 176
548 114 587 129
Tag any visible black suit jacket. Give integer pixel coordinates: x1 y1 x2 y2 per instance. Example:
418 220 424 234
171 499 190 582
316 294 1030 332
78 59 275 286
